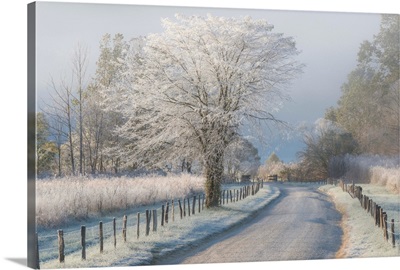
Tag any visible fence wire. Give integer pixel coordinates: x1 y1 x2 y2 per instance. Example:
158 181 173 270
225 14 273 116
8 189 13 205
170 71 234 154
37 183 264 265
341 180 400 248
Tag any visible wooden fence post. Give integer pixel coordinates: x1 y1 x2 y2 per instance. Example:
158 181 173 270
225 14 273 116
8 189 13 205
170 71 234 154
178 200 183 219
187 198 191 216
57 230 64 263
375 205 380 226
369 200 372 216
81 226 86 260
137 212 140 239
152 209 157 232
146 210 150 236
172 200 175 222
383 213 388 241
240 188 242 200
161 205 165 226
379 208 383 228
198 195 201 213
183 198 186 217
372 202 376 218
165 202 169 224
99 222 103 253
113 218 116 248
123 215 127 242
222 190 225 205
35 232 40 269
391 219 395 247
367 200 371 214
192 196 196 215
230 190 233 203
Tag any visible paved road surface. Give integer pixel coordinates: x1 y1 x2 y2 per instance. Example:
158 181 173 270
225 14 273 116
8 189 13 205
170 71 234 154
156 183 342 265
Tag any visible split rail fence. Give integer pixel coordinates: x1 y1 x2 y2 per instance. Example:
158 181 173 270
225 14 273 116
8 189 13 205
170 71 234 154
36 182 264 266
339 180 400 248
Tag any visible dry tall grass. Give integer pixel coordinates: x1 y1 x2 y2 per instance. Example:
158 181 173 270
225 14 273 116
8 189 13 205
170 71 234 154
369 166 400 193
330 154 400 194
36 174 204 228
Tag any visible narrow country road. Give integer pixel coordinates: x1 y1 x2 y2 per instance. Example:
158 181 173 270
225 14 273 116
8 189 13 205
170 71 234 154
156 183 343 265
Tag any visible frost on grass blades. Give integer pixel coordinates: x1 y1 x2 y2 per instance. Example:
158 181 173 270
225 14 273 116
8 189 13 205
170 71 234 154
36 174 204 228
320 184 400 258
329 155 400 194
37 183 279 268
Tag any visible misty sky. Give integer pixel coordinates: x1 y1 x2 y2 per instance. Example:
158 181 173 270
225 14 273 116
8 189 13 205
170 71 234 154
35 2 382 163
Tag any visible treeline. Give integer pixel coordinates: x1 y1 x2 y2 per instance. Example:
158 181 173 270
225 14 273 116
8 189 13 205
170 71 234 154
298 14 399 180
38 34 261 178
38 35 127 177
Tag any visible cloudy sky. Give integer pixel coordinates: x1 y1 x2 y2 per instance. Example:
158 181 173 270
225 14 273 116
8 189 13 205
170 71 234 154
35 1 382 162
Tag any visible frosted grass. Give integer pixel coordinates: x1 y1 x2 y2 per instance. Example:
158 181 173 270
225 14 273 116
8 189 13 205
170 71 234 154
39 185 280 269
36 174 204 228
336 154 400 194
320 184 400 258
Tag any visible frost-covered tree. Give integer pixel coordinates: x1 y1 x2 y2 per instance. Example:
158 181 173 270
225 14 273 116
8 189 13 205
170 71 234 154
84 33 129 174
42 45 89 176
224 137 261 181
266 152 281 165
43 75 77 175
257 152 284 180
71 43 89 175
117 14 303 207
298 119 359 179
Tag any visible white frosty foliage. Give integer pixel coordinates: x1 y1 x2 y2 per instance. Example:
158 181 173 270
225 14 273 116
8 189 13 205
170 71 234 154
114 14 302 168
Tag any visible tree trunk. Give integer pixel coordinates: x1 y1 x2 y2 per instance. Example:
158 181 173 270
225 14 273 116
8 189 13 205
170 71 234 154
68 126 75 175
204 150 224 208
57 145 62 177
